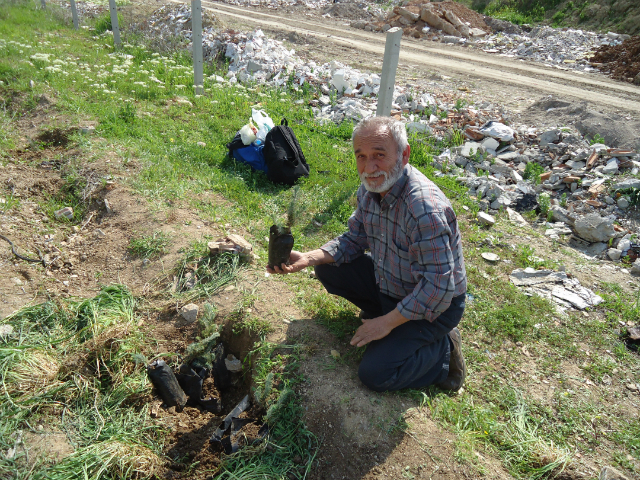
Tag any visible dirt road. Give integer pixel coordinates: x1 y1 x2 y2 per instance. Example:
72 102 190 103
189 0 640 115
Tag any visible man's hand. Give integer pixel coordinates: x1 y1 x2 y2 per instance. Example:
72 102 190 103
266 248 336 275
350 309 410 347
267 250 308 275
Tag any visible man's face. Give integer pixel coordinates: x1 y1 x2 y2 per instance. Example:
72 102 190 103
353 126 409 195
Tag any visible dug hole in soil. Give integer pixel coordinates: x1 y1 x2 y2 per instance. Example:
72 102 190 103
148 315 267 479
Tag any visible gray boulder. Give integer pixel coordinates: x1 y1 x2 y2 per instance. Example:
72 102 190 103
574 214 615 243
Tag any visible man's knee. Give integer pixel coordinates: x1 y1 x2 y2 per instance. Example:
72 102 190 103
358 356 393 392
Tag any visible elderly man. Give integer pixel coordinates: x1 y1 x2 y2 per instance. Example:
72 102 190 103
269 116 467 392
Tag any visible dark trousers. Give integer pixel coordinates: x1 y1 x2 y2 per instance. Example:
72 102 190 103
315 255 465 392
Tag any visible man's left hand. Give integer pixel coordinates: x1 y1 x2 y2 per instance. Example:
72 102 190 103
350 309 410 347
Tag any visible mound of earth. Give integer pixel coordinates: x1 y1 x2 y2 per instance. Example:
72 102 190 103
322 1 372 21
590 35 640 84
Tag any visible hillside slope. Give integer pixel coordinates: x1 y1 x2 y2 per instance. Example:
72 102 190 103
467 0 640 35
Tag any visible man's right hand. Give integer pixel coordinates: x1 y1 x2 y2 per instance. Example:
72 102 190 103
267 250 308 275
266 248 335 275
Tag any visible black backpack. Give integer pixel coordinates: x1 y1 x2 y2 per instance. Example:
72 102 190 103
263 118 310 185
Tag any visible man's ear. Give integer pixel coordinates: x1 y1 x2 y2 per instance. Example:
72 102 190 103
402 144 411 166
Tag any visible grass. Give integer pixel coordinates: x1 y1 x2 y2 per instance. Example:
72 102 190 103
1 2 639 479
128 231 171 258
0 286 163 480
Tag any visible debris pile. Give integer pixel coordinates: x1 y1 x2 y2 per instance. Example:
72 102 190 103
590 35 640 84
509 267 603 312
351 1 490 41
475 27 631 73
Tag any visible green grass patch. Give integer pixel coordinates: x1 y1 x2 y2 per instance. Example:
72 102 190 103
128 230 171 258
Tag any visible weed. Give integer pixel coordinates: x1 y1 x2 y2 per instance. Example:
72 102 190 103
128 231 171 258
538 193 551 218
590 133 605 145
560 192 568 208
523 162 545 184
515 244 546 269
95 11 123 35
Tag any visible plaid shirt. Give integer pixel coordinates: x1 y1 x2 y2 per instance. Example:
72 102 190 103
320 165 467 322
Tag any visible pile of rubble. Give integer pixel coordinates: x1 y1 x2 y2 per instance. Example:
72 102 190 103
474 27 631 74
455 123 640 264
351 2 491 41
590 35 640 84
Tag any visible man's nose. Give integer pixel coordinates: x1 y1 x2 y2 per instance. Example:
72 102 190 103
364 159 378 173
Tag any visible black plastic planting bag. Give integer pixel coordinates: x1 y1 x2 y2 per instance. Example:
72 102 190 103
147 360 187 408
267 225 294 269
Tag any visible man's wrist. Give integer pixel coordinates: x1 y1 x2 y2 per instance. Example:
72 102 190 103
305 249 334 267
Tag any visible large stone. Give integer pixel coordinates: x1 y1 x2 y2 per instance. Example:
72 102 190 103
444 10 469 38
180 303 199 323
481 137 499 152
420 5 460 37
394 6 419 22
478 121 515 142
607 248 622 261
477 212 495 227
460 142 483 158
632 259 640 275
539 129 560 146
506 207 528 226
612 178 640 190
550 205 575 227
573 213 615 243
617 197 630 209
602 159 619 175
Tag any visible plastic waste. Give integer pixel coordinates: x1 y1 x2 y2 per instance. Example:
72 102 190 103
147 360 187 408
239 122 257 145
252 109 274 142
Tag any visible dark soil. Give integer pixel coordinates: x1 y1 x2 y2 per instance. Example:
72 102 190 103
590 35 640 82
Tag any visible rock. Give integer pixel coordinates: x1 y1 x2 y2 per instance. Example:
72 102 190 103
247 60 262 73
617 197 630 209
80 125 95 134
478 121 515 142
224 354 243 372
498 151 518 161
420 5 460 37
618 238 632 253
584 242 608 256
539 129 560 146
460 142 483 158
550 205 576 226
573 213 615 243
635 72 640 86
600 466 631 480
319 95 331 106
631 259 640 275
197 141 206 148
481 137 499 151
477 212 495 227
351 20 366 29
506 207 528 226
602 159 619 175
0 324 13 338
444 10 469 38
54 207 74 220
607 248 622 261
628 326 640 341
94 229 106 238
395 6 419 22
510 170 523 182
481 252 499 263
612 178 640 190
208 234 253 261
180 303 199 323
330 349 340 358
469 28 487 37
104 199 112 214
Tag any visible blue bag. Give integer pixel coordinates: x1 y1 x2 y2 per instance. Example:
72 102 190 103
227 131 268 173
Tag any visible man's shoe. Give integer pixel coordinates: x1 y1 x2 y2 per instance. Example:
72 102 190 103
436 327 466 392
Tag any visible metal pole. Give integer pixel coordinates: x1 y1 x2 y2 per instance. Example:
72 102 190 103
108 0 121 47
70 0 79 30
191 0 204 95
376 27 402 117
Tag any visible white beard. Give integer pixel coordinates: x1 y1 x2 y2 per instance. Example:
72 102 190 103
360 158 404 193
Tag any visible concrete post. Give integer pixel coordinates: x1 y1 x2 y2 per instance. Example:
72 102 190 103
70 0 79 30
108 0 121 47
191 0 204 95
376 27 403 117
40 0 46 8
